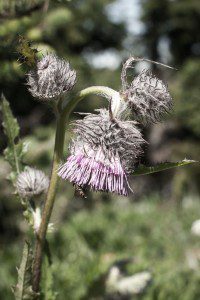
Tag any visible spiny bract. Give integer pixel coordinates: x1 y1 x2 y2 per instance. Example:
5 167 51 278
27 54 76 100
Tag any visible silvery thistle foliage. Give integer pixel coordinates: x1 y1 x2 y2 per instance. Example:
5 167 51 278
27 54 76 100
16 167 49 198
58 108 145 196
121 57 173 124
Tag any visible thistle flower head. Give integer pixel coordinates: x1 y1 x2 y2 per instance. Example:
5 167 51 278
58 109 145 196
16 167 49 198
121 57 173 124
27 54 76 100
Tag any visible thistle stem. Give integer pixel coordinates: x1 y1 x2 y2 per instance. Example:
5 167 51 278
32 112 67 293
32 86 119 294
63 86 121 117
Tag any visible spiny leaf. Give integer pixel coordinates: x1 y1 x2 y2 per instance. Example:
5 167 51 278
1 95 32 224
1 94 19 146
132 159 198 176
4 142 27 171
1 94 21 175
0 94 28 180
13 241 38 300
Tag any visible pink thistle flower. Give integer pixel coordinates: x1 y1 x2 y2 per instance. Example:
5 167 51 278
58 109 145 196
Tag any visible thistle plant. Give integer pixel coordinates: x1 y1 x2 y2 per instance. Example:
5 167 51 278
0 42 196 299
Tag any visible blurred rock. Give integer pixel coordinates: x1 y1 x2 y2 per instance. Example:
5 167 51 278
185 248 200 270
191 220 200 237
106 266 151 296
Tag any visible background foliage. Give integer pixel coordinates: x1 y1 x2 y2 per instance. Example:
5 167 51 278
0 0 199 299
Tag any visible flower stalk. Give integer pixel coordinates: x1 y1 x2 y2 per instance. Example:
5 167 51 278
32 110 67 292
63 86 122 117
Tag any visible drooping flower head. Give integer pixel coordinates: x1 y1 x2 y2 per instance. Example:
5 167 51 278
121 57 173 124
27 54 76 100
58 109 145 196
16 167 49 198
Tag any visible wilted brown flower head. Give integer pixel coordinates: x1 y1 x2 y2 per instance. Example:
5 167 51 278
27 54 76 100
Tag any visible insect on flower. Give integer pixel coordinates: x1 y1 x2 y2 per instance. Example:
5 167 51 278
16 35 38 67
73 183 87 199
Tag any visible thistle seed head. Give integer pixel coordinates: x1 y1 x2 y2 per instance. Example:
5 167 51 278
27 54 76 100
121 57 173 125
16 167 49 198
58 109 145 196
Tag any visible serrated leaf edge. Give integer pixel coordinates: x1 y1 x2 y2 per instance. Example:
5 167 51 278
132 159 198 176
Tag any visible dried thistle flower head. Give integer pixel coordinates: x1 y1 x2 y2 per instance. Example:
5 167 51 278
16 167 49 198
58 109 145 196
27 54 76 100
121 57 173 124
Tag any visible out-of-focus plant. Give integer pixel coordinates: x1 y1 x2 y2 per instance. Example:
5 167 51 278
0 0 46 19
0 37 197 299
175 59 200 137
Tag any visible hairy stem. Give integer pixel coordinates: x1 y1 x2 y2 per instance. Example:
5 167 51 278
32 86 119 294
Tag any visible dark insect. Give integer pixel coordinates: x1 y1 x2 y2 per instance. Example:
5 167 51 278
16 35 38 67
73 184 87 198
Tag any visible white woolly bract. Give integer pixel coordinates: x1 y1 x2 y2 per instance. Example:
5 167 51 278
16 167 49 198
27 54 76 100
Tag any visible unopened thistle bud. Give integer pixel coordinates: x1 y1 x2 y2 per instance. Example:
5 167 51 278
27 54 76 100
58 109 145 196
121 57 173 124
16 167 49 198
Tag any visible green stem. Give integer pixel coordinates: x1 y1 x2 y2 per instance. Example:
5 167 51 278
63 86 121 118
32 112 67 293
32 86 119 294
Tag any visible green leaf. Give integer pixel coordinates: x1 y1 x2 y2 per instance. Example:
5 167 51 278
4 143 24 171
13 241 38 300
1 94 21 175
41 256 57 300
132 159 198 176
0 95 28 182
1 94 19 143
0 95 33 224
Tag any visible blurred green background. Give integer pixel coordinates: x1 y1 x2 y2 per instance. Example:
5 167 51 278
0 0 200 299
